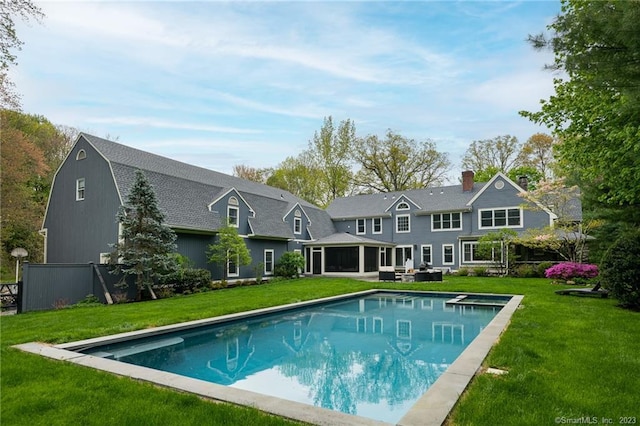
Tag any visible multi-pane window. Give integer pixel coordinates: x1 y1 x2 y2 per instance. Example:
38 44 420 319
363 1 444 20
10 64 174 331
433 212 462 230
480 208 522 228
443 244 454 265
373 217 382 234
228 196 239 227
356 218 366 234
421 245 432 265
463 241 502 263
76 178 85 201
396 214 410 233
264 249 274 275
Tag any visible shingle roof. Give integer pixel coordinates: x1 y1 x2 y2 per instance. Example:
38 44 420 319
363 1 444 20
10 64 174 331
326 184 484 218
82 133 334 238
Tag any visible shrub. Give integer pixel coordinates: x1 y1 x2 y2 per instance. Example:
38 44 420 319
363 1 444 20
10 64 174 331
274 252 305 279
473 267 488 277
457 267 469 276
158 268 211 294
544 262 599 281
74 294 102 306
536 261 554 278
600 230 640 310
514 264 537 278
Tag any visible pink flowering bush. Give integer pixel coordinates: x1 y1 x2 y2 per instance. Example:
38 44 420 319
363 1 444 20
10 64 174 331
545 262 599 281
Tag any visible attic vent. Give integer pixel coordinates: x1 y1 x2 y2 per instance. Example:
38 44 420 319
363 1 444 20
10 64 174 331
228 196 239 205
76 150 86 160
396 202 409 211
295 209 301 217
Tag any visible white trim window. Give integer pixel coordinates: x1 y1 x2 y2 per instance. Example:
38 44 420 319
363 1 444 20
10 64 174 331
421 245 432 265
443 244 454 265
227 252 239 277
356 218 366 235
294 210 302 235
432 212 462 231
264 249 274 275
396 214 410 233
479 207 522 229
372 217 382 234
396 201 410 211
227 196 239 227
463 241 503 263
76 178 85 201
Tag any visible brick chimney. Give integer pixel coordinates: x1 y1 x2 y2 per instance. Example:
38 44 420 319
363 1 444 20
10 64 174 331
462 170 475 192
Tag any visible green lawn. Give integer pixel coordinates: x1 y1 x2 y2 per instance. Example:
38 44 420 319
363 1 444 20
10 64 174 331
2 277 638 425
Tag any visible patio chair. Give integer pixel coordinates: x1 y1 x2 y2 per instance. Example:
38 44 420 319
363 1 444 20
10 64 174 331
555 282 609 298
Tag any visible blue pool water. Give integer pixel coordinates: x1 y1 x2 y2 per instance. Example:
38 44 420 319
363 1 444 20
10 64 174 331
82 292 507 423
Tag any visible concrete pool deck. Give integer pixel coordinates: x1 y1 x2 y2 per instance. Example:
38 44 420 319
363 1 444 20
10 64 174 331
15 290 523 426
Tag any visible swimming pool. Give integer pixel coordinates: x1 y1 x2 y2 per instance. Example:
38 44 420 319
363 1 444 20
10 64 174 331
17 290 522 425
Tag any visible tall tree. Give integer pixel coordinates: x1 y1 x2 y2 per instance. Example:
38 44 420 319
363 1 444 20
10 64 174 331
353 130 451 193
232 164 269 184
207 223 251 282
519 133 557 179
0 125 48 278
461 135 523 176
1 0 43 109
0 110 74 279
266 153 326 206
521 0 640 212
308 116 356 206
109 170 178 300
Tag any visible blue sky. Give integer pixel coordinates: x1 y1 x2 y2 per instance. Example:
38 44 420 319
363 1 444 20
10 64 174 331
14 1 561 181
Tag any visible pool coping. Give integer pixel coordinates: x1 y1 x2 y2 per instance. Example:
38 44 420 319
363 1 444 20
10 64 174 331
14 289 523 426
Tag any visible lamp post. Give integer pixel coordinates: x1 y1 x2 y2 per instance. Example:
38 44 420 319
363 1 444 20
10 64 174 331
11 248 28 283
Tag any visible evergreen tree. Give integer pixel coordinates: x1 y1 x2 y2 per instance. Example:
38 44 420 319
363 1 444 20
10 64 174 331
110 170 178 299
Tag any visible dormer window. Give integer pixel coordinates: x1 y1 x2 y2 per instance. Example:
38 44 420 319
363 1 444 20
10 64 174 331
396 201 409 211
294 210 302 234
228 196 239 227
76 150 86 160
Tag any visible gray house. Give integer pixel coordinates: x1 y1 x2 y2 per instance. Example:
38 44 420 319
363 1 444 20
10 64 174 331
42 134 565 280
321 171 559 276
41 133 335 280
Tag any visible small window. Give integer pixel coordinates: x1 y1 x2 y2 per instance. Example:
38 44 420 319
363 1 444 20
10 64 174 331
356 218 365 234
76 149 86 160
76 178 85 201
396 201 410 211
264 249 274 275
443 244 454 265
373 217 382 234
228 253 239 277
421 245 432 265
227 205 239 227
294 217 302 234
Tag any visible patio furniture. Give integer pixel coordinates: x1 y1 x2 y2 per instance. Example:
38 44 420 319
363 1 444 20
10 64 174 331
379 266 400 282
555 282 609 298
415 271 443 282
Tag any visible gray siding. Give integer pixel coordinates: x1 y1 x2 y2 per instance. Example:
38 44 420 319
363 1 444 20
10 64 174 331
43 139 121 263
